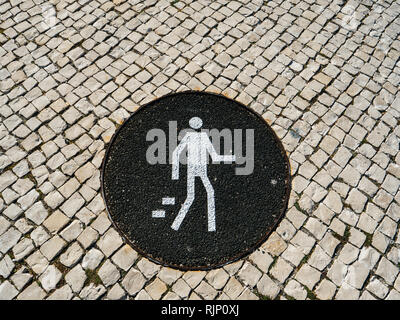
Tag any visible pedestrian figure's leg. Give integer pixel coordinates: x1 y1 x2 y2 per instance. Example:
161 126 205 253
201 175 215 232
171 174 195 230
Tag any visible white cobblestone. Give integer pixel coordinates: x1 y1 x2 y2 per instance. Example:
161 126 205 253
0 0 398 301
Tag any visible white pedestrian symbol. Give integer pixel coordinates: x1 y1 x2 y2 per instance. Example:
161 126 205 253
170 117 236 232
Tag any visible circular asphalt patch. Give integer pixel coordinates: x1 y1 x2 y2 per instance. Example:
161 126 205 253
101 91 291 270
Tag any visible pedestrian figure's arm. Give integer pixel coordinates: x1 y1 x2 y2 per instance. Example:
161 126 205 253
220 154 236 162
172 135 188 180
206 137 236 162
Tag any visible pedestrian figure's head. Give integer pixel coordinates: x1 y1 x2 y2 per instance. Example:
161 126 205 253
189 117 203 129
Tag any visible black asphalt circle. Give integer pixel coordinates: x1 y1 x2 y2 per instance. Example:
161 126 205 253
101 91 291 270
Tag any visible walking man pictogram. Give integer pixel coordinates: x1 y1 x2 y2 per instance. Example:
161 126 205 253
171 117 236 232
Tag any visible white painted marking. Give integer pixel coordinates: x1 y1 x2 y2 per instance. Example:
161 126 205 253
171 117 235 232
162 197 175 205
152 210 165 218
189 117 202 129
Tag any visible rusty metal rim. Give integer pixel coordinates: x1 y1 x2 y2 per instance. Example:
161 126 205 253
100 90 292 271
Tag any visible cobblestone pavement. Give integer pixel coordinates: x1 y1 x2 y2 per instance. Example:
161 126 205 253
0 0 399 300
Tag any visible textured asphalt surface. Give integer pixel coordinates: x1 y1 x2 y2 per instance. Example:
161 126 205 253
102 91 291 269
